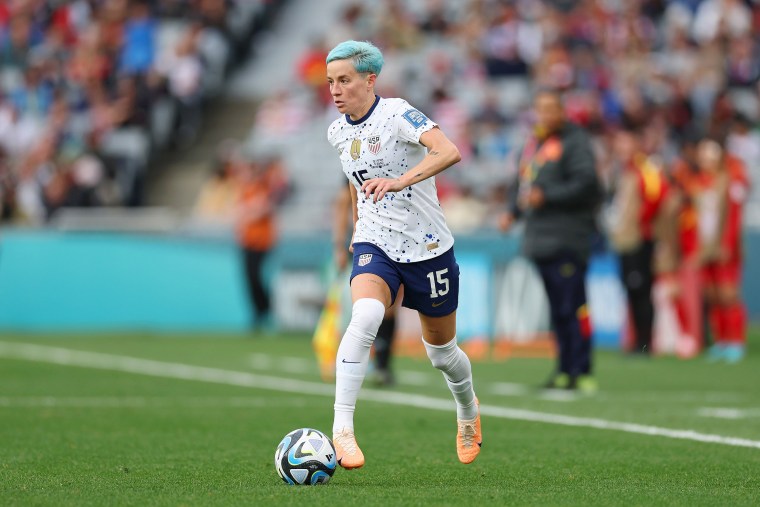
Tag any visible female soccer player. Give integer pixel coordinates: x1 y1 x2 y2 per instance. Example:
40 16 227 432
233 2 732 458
325 40 481 469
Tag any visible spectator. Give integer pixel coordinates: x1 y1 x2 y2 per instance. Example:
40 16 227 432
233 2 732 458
153 24 204 147
9 59 54 119
194 139 243 227
479 3 533 77
726 114 760 224
417 0 452 36
119 0 156 77
0 13 44 69
692 0 751 45
296 36 331 108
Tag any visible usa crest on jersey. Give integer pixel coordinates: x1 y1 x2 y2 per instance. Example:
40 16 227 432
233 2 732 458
367 135 381 155
358 254 373 266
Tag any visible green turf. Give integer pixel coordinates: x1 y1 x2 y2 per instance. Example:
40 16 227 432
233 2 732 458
1 331 759 506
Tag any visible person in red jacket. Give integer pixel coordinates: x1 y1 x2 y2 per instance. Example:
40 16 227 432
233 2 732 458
694 139 750 362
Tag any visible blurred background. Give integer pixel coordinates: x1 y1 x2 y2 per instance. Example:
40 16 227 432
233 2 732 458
1 0 760 361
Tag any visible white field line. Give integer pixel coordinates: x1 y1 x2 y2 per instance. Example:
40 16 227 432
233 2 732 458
698 407 760 420
250 353 436 386
280 357 315 374
1 342 760 450
395 371 433 386
489 382 529 396
249 353 273 370
537 390 579 402
249 354 315 373
0 396 316 408
250 354 747 405
489 382 576 402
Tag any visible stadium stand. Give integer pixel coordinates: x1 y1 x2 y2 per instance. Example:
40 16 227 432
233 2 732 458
233 0 760 234
0 0 284 226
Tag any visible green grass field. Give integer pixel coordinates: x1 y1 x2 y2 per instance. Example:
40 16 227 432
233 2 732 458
1 332 759 506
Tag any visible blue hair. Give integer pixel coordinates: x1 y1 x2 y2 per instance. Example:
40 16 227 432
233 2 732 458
326 40 384 75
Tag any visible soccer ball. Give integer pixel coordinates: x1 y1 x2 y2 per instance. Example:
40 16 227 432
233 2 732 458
274 428 337 485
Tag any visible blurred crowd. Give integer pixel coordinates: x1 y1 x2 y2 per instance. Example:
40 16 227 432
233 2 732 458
0 0 274 225
5 0 760 239
265 0 760 233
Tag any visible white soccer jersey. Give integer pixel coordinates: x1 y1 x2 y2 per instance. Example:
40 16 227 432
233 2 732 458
328 96 455 263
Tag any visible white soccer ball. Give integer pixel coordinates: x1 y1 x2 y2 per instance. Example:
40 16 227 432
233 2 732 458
274 428 337 485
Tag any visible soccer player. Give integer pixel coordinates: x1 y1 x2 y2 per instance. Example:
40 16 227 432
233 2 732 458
325 40 481 469
608 128 669 355
694 139 749 362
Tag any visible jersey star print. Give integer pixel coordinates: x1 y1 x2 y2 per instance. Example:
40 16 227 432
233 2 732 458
327 96 455 263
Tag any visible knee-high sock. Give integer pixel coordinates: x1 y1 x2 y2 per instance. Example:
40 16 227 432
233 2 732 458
333 298 385 434
423 337 477 420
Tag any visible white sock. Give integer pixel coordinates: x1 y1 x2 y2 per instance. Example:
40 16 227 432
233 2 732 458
423 336 478 420
333 298 386 434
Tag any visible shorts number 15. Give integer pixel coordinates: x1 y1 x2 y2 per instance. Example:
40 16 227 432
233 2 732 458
426 268 449 298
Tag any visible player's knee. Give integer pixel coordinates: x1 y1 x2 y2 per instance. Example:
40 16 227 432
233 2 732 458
347 298 386 346
424 338 457 370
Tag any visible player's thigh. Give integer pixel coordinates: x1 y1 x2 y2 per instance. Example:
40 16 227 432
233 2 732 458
351 274 392 307
418 310 457 345
350 242 402 309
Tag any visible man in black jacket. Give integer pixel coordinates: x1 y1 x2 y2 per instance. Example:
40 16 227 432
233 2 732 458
500 89 601 392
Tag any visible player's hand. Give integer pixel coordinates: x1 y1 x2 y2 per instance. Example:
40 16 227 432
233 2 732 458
497 212 515 232
518 186 545 210
361 177 404 203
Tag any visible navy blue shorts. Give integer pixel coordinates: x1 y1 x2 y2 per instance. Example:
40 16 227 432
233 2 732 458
350 242 459 317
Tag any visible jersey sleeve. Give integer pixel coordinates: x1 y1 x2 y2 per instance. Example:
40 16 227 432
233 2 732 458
394 101 437 145
327 118 342 149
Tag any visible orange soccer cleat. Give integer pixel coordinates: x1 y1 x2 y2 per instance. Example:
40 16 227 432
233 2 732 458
333 428 365 470
456 398 482 464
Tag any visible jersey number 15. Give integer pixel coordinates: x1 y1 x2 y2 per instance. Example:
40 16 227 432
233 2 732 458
352 170 369 187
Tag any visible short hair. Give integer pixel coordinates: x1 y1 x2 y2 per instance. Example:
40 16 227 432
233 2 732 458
326 40 384 75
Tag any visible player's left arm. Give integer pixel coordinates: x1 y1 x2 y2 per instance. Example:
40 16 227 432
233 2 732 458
361 127 461 202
